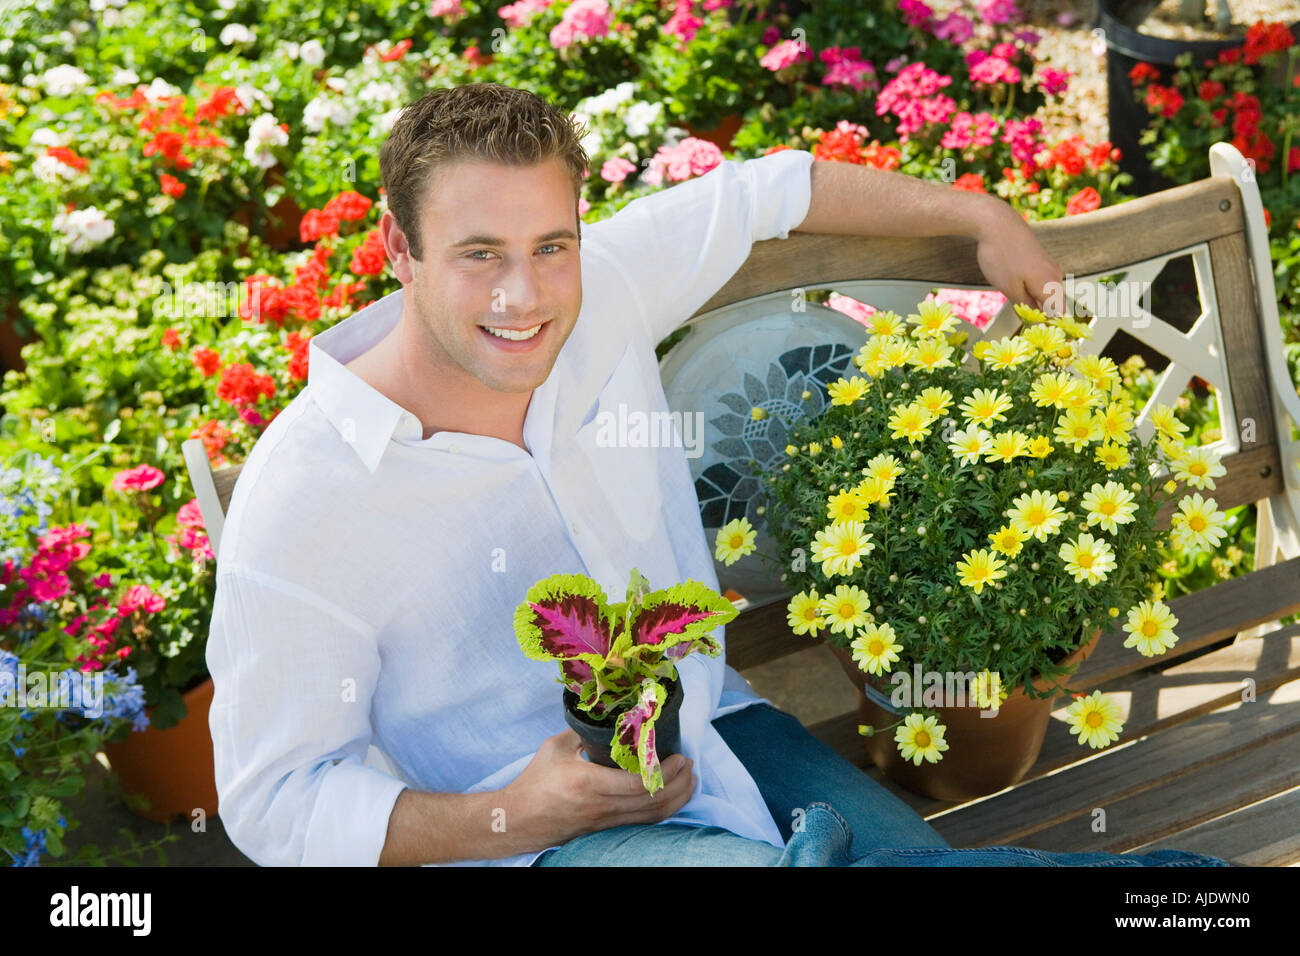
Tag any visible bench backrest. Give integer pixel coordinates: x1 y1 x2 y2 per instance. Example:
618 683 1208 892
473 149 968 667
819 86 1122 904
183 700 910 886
183 143 1300 637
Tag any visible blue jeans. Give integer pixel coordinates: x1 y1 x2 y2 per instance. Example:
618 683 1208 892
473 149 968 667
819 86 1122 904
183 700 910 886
533 702 1232 866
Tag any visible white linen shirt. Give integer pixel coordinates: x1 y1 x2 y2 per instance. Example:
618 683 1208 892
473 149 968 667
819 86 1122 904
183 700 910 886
206 146 818 866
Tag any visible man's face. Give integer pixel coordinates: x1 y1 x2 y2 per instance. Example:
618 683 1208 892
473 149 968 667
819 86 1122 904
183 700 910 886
387 157 583 394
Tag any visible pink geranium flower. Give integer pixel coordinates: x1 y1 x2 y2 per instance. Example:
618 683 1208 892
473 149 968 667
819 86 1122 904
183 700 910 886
601 156 638 183
820 47 876 92
177 498 206 529
760 38 814 72
111 464 165 493
642 137 722 186
118 584 166 616
549 0 612 49
663 0 703 45
498 0 552 29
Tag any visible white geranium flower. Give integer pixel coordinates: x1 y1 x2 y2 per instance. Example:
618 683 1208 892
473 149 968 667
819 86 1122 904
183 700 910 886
29 128 67 148
40 65 92 97
284 41 301 60
357 80 399 106
53 207 116 253
302 95 357 133
299 40 325 66
244 114 288 169
234 84 273 113
142 77 181 106
33 155 82 184
376 107 404 135
220 24 255 46
624 100 662 138
111 68 140 87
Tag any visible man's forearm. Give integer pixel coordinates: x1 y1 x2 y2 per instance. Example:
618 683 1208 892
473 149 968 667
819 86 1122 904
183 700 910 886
378 787 536 866
794 160 1014 241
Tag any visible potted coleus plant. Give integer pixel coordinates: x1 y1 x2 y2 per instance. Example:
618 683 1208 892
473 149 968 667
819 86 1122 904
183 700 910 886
742 298 1227 800
513 568 739 795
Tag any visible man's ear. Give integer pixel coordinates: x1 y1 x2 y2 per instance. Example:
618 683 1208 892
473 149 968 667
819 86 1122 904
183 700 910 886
380 209 415 285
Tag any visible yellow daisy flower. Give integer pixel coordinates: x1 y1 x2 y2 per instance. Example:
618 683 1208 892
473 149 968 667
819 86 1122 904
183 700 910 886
1054 406 1103 452
1013 302 1049 324
1150 403 1190 440
831 435 844 450
895 713 949 765
960 387 1014 427
880 337 916 368
1172 445 1227 490
853 474 892 506
1096 402 1134 443
988 523 1029 557
982 336 1036 370
949 424 991 465
786 589 826 637
1072 353 1120 392
809 441 823 456
1062 379 1102 409
972 670 1008 711
985 429 1030 464
1006 489 1068 541
857 336 888 374
1065 691 1124 749
818 584 872 639
1051 315 1094 340
714 517 756 566
850 622 904 676
908 300 959 337
917 386 954 418
810 520 876 577
909 336 957 371
1170 493 1229 551
827 489 870 523
1021 323 1067 353
1080 480 1139 534
865 310 906 337
1026 434 1054 458
888 402 934 444
1122 599 1180 657
865 453 904 484
827 376 870 406
956 548 1008 594
1029 371 1075 410
1058 532 1117 585
1094 441 1131 470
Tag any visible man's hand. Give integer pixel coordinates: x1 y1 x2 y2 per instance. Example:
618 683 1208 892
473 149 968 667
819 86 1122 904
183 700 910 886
973 200 1065 316
501 727 696 853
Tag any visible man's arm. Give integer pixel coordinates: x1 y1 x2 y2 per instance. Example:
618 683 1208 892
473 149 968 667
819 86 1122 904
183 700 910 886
795 161 1065 313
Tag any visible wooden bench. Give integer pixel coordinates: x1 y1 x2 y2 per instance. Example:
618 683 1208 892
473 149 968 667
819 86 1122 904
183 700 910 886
185 141 1300 865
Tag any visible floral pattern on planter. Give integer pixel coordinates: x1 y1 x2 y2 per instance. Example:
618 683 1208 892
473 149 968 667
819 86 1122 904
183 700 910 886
696 343 854 531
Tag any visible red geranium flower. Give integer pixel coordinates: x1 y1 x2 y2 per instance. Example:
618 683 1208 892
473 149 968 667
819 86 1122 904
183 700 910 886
159 172 186 198
192 346 222 376
1128 61 1160 85
1066 186 1101 216
952 172 985 193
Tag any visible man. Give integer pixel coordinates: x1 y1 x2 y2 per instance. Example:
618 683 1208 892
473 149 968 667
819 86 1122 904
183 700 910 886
207 82 1229 867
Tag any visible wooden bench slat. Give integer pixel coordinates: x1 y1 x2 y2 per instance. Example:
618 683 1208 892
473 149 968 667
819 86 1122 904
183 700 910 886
929 669 1300 850
1133 784 1300 866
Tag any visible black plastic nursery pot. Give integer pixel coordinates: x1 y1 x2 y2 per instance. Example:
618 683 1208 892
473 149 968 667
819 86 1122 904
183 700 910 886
563 678 683 770
1098 1 1300 195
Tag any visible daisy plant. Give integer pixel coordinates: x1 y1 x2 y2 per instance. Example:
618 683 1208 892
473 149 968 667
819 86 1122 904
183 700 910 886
513 568 737 795
759 299 1230 762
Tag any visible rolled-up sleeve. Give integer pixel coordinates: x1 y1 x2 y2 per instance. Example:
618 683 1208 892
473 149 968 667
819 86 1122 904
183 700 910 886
207 567 408 866
584 148 815 345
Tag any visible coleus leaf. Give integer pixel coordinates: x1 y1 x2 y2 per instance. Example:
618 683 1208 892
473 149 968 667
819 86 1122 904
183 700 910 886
609 679 667 795
514 573 617 673
620 579 737 664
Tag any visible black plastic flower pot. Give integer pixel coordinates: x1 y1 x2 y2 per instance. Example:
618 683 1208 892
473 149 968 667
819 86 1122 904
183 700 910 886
1098 1 1300 195
563 678 683 770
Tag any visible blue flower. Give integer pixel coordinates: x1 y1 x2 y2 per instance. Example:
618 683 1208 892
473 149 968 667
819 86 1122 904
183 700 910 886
12 827 46 867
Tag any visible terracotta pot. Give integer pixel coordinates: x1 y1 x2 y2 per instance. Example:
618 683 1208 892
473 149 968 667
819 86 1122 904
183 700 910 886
684 113 743 153
828 627 1103 801
101 678 219 824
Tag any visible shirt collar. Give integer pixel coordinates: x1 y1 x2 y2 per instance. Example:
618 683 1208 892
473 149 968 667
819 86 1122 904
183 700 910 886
307 288 413 473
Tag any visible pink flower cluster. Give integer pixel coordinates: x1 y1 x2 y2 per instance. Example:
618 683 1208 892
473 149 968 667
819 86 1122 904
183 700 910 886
549 0 611 49
1037 67 1070 96
600 156 638 183
820 46 876 92
977 0 1021 25
111 464 165 493
663 0 703 45
760 38 814 72
928 288 1006 330
876 62 956 141
1001 116 1044 165
898 0 934 29
1 524 91 617
498 0 552 29
165 498 215 564
933 11 974 43
72 579 167 671
941 110 1000 150
968 50 1021 85
642 137 722 186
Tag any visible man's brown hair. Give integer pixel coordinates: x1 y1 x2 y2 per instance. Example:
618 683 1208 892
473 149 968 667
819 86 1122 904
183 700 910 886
379 83 590 261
